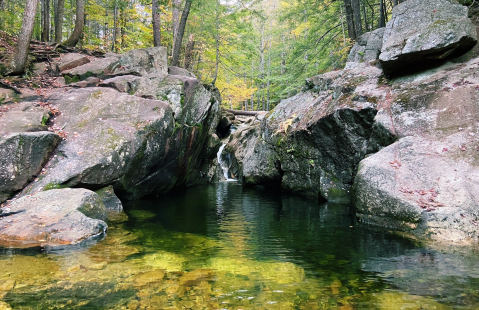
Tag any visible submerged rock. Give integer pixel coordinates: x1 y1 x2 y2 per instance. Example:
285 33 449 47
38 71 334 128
0 188 107 247
379 0 477 75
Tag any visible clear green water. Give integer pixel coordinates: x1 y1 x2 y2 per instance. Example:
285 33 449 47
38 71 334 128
1 182 479 309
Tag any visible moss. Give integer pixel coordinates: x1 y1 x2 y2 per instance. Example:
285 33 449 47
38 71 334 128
377 75 390 86
64 75 80 85
77 120 88 128
18 135 25 147
41 115 49 126
44 183 69 191
172 122 182 136
91 90 103 99
180 94 186 107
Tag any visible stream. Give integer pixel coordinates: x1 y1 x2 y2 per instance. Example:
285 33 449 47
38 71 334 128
1 182 479 309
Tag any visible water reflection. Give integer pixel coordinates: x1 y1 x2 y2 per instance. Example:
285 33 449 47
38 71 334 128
0 183 478 309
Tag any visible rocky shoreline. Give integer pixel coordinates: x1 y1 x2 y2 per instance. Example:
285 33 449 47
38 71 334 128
220 0 479 245
1 0 479 247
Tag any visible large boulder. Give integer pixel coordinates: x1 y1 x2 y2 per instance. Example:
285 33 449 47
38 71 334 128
224 66 396 200
0 132 61 203
379 0 477 75
22 80 220 200
22 87 175 198
354 54 479 244
63 56 120 84
345 27 385 70
116 47 167 76
95 185 123 212
55 53 90 72
355 136 479 244
0 102 51 135
0 188 107 247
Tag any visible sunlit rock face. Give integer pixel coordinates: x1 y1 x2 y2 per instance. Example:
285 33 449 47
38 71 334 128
379 0 477 75
0 188 107 247
355 57 479 244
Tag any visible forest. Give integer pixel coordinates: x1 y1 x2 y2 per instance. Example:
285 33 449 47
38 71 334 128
0 0 473 110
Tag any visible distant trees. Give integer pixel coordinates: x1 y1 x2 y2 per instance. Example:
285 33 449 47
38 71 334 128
1 0 423 104
343 0 405 41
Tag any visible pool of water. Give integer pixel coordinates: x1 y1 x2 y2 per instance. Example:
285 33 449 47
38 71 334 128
1 182 479 309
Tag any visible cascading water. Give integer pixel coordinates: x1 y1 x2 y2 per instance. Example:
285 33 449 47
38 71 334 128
217 144 236 182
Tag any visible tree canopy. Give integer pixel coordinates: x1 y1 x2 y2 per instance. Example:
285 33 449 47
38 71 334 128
1 0 412 110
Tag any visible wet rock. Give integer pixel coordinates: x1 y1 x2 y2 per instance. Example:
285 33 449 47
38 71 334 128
128 269 166 287
55 53 90 72
219 108 235 131
379 0 477 75
225 123 281 186
0 188 107 247
345 27 385 70
95 186 123 212
0 132 61 203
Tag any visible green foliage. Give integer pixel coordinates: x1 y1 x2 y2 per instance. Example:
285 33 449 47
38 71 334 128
0 0 391 110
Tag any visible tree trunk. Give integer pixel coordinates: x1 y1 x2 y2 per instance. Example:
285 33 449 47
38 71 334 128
379 0 386 28
62 0 84 47
226 109 267 116
172 0 181 53
184 34 195 71
112 1 118 51
120 6 126 48
11 0 40 75
152 0 161 47
171 0 192 67
266 41 271 111
0 0 4 30
211 0 220 85
342 0 356 40
351 0 362 38
41 0 50 41
54 0 64 43
361 0 368 32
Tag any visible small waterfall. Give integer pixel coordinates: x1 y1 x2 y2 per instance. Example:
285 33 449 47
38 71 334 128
217 144 236 182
